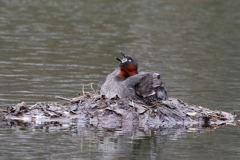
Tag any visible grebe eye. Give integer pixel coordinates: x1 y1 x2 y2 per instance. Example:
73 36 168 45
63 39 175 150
128 59 132 62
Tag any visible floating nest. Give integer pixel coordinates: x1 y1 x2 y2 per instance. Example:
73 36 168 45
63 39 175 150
2 88 235 131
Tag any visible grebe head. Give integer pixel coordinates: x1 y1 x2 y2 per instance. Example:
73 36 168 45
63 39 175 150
115 51 138 79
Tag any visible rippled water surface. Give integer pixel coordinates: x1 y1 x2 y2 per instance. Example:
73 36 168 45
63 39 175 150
1 0 240 159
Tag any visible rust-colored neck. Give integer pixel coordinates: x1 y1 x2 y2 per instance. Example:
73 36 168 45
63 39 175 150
117 63 138 79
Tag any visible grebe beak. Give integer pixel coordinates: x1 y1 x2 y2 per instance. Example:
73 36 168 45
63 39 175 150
115 51 127 63
115 57 122 62
119 51 126 58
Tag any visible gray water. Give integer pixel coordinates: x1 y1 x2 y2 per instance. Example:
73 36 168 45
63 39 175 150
0 0 240 159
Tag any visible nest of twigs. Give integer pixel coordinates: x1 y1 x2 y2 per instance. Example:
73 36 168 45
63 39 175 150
2 83 236 130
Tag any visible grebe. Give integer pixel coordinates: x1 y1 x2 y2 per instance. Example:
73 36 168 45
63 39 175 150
98 52 168 104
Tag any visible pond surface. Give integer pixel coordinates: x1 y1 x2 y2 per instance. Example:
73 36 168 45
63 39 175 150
0 0 240 159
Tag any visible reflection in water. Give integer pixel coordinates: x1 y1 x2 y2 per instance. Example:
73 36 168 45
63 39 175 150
2 120 238 160
0 121 209 159
0 0 240 159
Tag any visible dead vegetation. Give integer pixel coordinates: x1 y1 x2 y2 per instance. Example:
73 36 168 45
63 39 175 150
2 84 236 130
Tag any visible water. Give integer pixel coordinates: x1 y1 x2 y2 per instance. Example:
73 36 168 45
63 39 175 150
0 0 240 159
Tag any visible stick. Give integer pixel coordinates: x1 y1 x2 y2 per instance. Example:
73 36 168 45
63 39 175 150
55 96 71 102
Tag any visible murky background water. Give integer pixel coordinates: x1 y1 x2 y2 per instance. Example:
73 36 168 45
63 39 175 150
0 0 240 159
